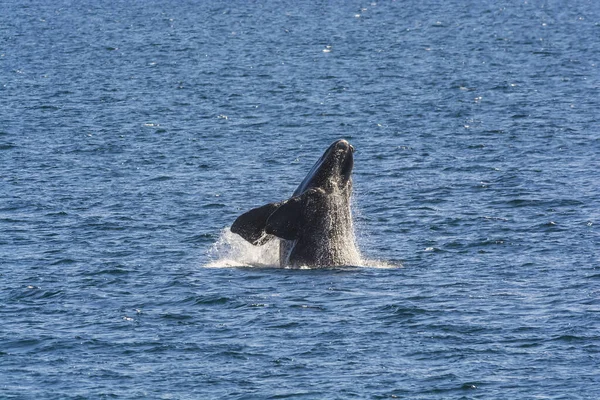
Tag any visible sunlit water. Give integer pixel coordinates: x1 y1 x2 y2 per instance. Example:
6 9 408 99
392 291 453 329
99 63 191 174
1 1 599 398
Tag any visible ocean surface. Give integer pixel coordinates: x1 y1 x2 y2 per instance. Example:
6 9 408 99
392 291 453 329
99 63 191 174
1 0 599 398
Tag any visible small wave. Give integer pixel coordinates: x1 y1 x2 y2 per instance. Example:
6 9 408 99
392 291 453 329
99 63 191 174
356 258 400 269
10 286 65 301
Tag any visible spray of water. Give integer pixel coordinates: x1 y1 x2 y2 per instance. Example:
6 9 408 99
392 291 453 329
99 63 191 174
317 183 362 266
205 228 281 268
205 190 396 269
205 225 395 268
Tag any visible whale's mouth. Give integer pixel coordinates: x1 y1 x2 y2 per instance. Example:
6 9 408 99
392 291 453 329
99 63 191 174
339 142 354 185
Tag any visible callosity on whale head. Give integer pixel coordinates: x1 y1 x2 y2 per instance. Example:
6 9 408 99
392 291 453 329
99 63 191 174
231 139 361 268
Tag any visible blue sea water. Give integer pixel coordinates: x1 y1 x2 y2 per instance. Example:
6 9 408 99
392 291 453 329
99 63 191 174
1 0 599 398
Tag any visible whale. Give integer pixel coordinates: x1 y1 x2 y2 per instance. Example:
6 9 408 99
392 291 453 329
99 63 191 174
231 139 361 268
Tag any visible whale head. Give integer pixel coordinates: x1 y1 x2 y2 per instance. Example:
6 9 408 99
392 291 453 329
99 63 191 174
293 139 354 196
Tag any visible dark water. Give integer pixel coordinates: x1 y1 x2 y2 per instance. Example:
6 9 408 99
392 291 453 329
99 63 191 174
2 0 599 398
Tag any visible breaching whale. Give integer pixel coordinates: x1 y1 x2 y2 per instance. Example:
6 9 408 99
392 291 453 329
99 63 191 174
231 139 361 268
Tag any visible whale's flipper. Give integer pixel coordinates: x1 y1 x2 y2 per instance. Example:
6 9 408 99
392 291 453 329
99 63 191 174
231 202 281 245
265 195 303 240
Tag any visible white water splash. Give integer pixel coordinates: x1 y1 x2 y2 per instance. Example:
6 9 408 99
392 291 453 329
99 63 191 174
205 227 397 269
205 228 281 268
